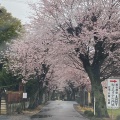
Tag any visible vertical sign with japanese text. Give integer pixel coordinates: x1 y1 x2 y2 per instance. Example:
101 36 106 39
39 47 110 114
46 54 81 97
107 79 119 109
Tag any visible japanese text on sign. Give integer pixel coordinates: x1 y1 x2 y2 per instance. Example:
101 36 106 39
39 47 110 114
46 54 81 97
107 79 119 109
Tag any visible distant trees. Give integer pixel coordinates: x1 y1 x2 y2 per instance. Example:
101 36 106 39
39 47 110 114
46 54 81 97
64 80 77 101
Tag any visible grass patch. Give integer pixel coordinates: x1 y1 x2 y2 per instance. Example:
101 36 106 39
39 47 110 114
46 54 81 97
75 105 120 120
76 105 93 113
107 109 120 120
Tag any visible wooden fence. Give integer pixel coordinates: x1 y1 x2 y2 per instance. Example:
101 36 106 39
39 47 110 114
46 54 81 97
0 91 29 115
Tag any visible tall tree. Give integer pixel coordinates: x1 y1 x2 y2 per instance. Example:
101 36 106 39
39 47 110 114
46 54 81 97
28 0 120 117
0 6 22 94
0 7 22 43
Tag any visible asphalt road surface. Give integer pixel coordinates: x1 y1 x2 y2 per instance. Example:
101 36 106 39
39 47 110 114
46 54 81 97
31 100 89 120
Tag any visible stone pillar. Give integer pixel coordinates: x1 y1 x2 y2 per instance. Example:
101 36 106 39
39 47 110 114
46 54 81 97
0 96 7 114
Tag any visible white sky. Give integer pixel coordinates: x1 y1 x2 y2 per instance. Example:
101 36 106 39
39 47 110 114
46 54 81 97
0 0 39 24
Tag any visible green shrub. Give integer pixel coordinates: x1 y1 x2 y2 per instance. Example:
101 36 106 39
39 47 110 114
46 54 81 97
89 103 93 107
84 110 89 115
84 110 94 117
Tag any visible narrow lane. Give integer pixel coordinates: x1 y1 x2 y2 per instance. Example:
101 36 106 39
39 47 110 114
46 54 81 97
31 101 89 120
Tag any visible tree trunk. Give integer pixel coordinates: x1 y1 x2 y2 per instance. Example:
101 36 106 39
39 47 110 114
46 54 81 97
91 79 109 118
85 66 109 118
79 47 109 117
28 88 44 109
72 90 75 101
66 91 71 101
29 97 36 109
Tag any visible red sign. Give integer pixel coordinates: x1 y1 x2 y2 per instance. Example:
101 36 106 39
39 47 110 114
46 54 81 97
110 80 117 83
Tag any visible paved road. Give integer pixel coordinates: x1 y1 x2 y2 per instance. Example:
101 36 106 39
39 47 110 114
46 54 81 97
31 101 89 120
0 101 89 120
0 115 30 120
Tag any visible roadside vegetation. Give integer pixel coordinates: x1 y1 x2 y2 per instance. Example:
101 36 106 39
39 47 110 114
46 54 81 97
75 105 120 120
107 109 120 120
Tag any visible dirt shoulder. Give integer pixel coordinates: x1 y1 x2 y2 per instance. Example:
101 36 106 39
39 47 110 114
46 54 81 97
22 104 44 117
73 104 88 118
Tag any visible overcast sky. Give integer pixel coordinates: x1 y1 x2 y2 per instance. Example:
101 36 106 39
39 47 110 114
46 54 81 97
0 0 39 24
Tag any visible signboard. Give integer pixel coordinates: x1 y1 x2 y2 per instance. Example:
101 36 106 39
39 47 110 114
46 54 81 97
23 93 27 99
107 79 119 109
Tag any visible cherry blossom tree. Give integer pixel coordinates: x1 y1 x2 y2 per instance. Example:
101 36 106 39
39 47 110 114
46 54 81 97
4 30 53 108
28 0 120 117
1 3 90 110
